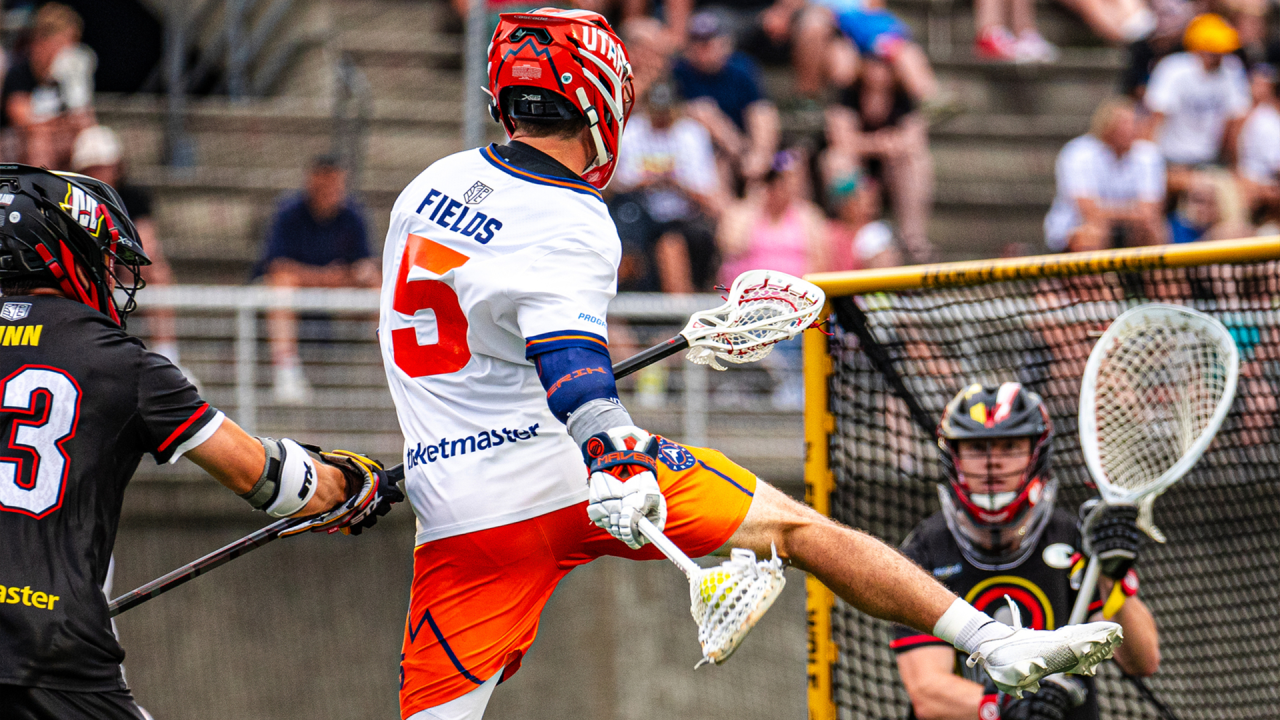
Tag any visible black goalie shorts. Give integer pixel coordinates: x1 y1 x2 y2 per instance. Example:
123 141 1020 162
0 684 148 720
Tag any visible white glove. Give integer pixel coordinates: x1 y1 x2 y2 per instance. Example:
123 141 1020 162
582 426 667 550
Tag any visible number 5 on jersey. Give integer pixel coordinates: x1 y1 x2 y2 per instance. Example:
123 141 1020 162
392 234 472 378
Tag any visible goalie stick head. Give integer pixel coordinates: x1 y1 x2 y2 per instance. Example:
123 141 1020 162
938 382 1056 567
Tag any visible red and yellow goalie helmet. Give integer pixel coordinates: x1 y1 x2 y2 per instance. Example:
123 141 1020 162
487 8 635 189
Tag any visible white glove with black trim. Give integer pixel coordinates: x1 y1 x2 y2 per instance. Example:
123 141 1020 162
582 426 667 550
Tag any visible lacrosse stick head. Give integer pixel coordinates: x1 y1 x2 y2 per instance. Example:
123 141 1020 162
683 270 825 371
1078 303 1240 511
690 545 786 668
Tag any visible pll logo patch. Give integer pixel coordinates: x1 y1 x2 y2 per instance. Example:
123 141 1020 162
0 302 31 321
464 181 493 205
60 184 104 236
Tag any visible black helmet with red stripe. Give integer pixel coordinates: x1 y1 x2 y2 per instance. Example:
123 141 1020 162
937 382 1056 568
0 165 148 326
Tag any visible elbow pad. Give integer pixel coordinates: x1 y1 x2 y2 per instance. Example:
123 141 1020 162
533 345 620 424
240 437 320 517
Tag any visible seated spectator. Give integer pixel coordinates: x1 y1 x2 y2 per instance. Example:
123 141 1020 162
257 155 379 404
612 82 726 293
0 3 94 169
816 0 960 119
824 57 935 262
1045 97 1167 251
825 172 904 270
1057 0 1157 45
1238 63 1280 234
1167 173 1253 242
672 13 780 182
71 125 195 379
1144 13 1250 220
972 0 1058 62
717 150 827 409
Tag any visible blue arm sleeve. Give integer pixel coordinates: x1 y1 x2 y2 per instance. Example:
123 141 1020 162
531 343 620 425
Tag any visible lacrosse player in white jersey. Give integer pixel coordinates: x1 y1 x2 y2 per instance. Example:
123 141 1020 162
379 9 1125 719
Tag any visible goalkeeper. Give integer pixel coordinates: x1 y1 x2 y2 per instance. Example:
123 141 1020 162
383 9 1125 720
892 383 1161 720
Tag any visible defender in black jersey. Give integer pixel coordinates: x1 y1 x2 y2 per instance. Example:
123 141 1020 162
893 383 1160 720
0 165 400 719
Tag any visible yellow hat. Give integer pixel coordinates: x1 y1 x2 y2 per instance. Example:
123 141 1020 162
1183 13 1240 54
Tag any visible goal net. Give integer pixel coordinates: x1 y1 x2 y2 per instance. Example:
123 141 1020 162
802 237 1280 720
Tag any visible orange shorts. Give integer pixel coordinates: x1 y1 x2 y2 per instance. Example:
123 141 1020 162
398 438 757 717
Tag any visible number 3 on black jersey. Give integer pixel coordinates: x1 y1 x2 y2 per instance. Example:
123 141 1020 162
0 365 80 518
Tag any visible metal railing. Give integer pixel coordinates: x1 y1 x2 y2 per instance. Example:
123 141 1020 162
136 286 721 446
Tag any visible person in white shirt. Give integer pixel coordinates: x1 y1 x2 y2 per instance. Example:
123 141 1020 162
1238 64 1280 232
1045 97 1167 252
1143 14 1250 196
384 11 1124 719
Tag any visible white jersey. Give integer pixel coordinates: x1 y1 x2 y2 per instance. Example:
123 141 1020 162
379 145 621 545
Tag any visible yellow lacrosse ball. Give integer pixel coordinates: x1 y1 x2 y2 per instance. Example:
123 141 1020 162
700 570 731 607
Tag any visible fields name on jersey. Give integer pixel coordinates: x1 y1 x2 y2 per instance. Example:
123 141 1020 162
0 325 41 346
405 424 541 469
0 583 59 610
415 189 503 244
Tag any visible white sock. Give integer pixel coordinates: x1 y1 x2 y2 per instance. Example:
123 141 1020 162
933 598 1007 654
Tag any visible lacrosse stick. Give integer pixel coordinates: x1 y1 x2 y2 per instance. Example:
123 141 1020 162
1067 304 1238 625
635 517 786 668
111 269 825 617
613 269 826 377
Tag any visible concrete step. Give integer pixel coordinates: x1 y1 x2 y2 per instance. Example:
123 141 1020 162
928 202 1049 259
331 0 451 37
934 49 1126 116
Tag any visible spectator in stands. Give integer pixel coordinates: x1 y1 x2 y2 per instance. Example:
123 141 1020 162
1057 0 1157 45
673 12 780 183
258 155 379 404
821 0 961 119
1144 14 1251 222
824 58 935 262
1238 64 1279 234
718 150 827 409
0 3 94 168
71 125 195 379
1045 97 1167 252
825 171 904 270
972 0 1058 62
623 17 676 101
612 81 726 292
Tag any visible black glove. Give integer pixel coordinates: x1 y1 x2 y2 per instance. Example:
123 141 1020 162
1083 500 1143 580
281 450 404 537
1001 675 1087 720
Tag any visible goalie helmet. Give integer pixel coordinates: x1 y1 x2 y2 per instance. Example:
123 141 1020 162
487 7 635 190
0 164 148 326
937 382 1056 568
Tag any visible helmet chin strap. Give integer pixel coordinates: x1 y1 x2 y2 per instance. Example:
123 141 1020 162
575 87 610 170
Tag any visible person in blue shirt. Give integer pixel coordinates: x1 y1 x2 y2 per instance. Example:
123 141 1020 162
671 12 780 182
258 154 380 404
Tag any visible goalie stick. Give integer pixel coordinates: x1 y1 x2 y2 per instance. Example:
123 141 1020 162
1067 303 1239 626
110 269 825 618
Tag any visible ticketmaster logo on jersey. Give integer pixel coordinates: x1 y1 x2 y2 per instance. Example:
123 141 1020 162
405 423 542 469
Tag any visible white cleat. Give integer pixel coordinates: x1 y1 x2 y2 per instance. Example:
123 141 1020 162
967 597 1123 698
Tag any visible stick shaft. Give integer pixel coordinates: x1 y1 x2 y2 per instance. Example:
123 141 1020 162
636 517 701 578
108 333 693 617
108 516 299 617
1068 554 1103 625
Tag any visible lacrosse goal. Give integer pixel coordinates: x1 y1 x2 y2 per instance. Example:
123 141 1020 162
802 237 1280 720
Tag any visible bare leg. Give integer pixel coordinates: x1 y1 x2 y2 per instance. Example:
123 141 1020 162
266 266 301 366
884 121 935 262
892 44 938 102
793 6 836 98
1010 0 1037 35
974 0 1007 34
721 482 955 634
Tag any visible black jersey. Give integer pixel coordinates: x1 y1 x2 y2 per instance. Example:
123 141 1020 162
0 296 222 691
892 508 1101 720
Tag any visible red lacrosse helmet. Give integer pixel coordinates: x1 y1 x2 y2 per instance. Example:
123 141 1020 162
488 8 635 189
937 382 1056 567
